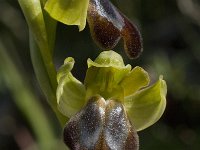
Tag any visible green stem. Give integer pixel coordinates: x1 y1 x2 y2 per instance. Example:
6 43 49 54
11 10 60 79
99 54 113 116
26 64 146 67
29 33 67 125
18 0 67 125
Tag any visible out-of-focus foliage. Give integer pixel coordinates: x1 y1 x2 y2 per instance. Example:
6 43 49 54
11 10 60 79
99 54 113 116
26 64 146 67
0 0 200 149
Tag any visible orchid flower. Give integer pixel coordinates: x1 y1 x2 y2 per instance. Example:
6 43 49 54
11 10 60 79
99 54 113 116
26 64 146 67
57 50 167 149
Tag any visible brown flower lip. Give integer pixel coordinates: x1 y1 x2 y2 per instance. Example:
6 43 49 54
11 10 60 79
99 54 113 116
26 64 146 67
87 0 143 59
63 95 139 150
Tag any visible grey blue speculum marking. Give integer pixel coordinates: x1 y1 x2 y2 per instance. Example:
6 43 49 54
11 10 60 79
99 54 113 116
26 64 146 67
63 95 139 150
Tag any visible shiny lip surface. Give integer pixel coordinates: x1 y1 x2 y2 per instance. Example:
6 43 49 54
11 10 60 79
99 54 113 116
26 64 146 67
63 95 139 150
87 0 143 59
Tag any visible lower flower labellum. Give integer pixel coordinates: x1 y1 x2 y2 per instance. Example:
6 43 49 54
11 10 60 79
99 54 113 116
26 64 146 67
64 95 139 150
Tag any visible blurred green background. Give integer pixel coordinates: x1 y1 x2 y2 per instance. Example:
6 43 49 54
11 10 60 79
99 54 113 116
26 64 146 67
1 0 200 149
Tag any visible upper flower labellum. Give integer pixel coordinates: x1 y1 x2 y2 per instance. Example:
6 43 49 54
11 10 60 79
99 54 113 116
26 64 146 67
87 0 143 59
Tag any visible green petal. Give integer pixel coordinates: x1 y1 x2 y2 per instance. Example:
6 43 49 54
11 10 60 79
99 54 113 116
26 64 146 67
120 66 150 97
57 57 75 83
57 57 86 117
45 0 89 31
124 76 167 131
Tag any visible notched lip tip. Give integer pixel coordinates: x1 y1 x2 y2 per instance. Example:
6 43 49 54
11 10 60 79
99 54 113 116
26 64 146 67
126 51 143 59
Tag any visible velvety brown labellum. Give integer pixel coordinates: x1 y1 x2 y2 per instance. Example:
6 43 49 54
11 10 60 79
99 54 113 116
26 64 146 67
87 0 143 59
63 95 139 150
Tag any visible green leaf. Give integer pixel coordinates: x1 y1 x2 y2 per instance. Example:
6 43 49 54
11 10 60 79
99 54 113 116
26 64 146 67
45 0 89 31
57 57 86 118
120 66 150 97
124 76 167 131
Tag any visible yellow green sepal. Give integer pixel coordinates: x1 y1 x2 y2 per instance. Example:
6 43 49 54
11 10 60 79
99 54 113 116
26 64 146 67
45 0 89 31
124 76 167 131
